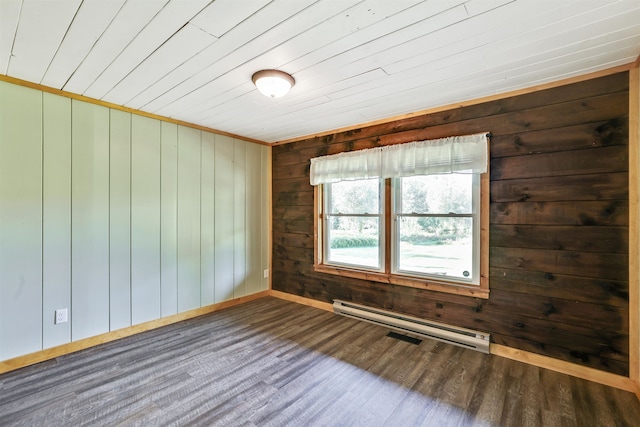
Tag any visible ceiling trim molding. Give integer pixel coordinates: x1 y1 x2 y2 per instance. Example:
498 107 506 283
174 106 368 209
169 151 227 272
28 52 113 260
274 62 637 146
0 73 270 146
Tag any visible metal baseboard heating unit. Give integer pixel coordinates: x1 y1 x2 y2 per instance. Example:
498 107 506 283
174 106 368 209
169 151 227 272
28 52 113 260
333 300 490 354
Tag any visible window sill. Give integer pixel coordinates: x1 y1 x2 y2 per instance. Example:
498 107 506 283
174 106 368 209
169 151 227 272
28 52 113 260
313 264 489 299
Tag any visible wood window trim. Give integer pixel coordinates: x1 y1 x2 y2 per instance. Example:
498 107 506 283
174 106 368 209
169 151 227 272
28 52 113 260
313 171 490 299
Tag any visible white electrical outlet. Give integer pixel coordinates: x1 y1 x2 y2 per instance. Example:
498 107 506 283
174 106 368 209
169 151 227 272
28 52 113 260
263 269 269 278
55 308 68 324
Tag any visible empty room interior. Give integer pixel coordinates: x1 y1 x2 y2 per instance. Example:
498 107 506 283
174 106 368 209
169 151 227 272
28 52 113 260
2 0 640 425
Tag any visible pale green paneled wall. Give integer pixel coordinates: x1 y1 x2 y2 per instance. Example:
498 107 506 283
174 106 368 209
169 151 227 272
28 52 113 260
131 115 162 325
177 126 202 312
0 81 43 359
160 121 178 317
234 140 247 299
71 101 111 341
0 81 270 361
246 142 263 295
201 132 216 306
261 148 270 292
109 109 132 330
214 136 235 303
42 93 71 349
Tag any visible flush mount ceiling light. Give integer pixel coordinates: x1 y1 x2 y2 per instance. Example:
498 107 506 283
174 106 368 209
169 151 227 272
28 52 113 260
252 69 295 98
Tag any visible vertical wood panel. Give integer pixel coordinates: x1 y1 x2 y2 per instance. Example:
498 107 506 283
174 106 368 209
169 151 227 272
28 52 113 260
245 143 262 294
131 115 161 325
200 132 216 305
262 146 271 290
629 66 639 382
160 122 178 317
214 136 234 302
0 82 43 359
177 126 201 311
42 92 71 348
71 101 110 341
109 109 131 330
234 139 246 299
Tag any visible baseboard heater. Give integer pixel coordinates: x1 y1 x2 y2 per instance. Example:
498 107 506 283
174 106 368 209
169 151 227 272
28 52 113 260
333 300 490 354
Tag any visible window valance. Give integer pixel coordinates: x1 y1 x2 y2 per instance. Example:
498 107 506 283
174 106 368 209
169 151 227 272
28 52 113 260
309 132 488 185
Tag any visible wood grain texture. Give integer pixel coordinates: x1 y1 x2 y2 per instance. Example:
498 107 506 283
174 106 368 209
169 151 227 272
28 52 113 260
1 297 639 426
490 172 629 203
490 225 628 253
628 64 639 384
274 64 633 145
278 91 629 160
491 343 637 394
277 291 635 391
0 291 269 374
272 71 631 375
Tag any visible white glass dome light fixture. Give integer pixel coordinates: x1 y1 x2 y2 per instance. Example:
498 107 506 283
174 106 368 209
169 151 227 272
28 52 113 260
252 69 295 98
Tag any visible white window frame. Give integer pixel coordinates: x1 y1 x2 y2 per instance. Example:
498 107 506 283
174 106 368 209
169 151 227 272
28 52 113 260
322 179 385 272
391 173 481 285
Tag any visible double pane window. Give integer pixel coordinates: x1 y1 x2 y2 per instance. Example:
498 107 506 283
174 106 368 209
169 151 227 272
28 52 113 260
393 174 479 284
312 133 488 296
322 173 480 286
324 179 383 270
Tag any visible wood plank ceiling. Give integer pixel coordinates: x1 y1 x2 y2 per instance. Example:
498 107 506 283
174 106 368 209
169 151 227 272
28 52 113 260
1 0 639 143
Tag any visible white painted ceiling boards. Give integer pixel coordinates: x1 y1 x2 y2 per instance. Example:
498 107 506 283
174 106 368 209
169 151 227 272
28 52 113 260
1 0 639 143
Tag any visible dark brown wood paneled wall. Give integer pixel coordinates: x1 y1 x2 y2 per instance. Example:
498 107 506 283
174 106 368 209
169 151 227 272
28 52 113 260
271 72 630 376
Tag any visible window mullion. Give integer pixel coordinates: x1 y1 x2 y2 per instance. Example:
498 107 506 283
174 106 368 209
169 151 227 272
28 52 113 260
384 178 391 274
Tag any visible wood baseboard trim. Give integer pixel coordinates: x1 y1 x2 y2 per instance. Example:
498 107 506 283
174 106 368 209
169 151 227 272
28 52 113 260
267 291 640 397
0 290 270 375
268 290 333 312
5 290 637 400
491 344 637 395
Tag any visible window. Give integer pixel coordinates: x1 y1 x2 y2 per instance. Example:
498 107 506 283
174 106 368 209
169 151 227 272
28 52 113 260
324 178 383 270
393 174 479 284
312 133 489 298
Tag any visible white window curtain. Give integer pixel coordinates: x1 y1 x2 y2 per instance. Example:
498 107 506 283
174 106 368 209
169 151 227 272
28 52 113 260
310 132 488 185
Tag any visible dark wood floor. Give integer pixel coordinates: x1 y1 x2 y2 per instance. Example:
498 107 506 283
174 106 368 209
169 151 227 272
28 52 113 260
1 297 639 426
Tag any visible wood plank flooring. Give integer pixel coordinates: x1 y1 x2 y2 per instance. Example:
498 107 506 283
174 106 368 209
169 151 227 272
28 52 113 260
0 297 638 426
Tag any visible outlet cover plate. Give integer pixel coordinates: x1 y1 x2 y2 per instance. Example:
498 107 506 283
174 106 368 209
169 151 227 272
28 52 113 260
55 308 68 324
